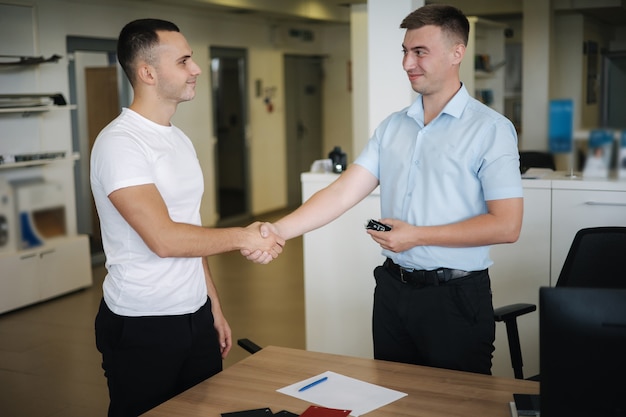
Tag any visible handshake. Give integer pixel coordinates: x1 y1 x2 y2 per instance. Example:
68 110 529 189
241 222 284 265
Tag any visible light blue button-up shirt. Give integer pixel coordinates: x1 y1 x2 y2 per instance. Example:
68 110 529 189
354 85 522 271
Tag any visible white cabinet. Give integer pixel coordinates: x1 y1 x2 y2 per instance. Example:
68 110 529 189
489 180 552 378
0 43 93 313
460 17 507 114
0 147 93 315
39 236 92 300
0 236 91 314
550 179 626 284
0 250 39 313
302 173 384 359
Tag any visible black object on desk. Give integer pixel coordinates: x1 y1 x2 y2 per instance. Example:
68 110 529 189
513 393 540 416
221 408 297 417
221 408 272 417
539 287 626 417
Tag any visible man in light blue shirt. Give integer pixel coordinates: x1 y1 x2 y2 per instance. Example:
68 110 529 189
247 4 523 374
356 80 522 273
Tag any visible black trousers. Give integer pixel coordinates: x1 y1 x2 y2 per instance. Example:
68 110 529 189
95 298 222 417
372 265 495 375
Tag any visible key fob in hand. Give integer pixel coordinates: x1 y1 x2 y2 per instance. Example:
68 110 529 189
365 219 391 232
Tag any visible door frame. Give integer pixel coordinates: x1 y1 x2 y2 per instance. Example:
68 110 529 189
210 46 251 225
284 54 325 208
66 36 131 261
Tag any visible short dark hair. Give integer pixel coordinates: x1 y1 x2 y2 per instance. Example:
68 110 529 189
400 4 469 46
117 18 180 85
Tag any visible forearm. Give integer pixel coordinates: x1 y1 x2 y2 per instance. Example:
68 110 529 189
108 185 281 258
148 222 255 258
374 198 523 253
414 211 521 247
203 257 232 357
274 194 348 240
203 257 222 310
275 164 379 240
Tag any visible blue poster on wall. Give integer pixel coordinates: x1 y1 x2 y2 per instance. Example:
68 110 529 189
548 99 573 153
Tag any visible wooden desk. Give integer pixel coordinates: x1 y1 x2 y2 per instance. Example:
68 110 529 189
143 346 538 417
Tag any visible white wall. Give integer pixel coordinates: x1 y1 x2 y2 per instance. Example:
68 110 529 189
366 0 416 137
551 14 584 135
350 0 420 160
350 4 369 162
5 0 352 225
247 47 288 218
321 24 354 159
520 0 551 151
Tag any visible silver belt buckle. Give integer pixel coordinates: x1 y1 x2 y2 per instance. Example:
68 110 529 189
399 266 414 284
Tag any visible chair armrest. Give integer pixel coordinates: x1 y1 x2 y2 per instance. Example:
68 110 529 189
494 303 537 322
494 303 537 379
237 338 262 354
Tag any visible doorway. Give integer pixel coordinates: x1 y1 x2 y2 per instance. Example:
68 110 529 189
601 51 626 129
84 66 120 255
284 55 324 208
210 47 250 224
67 37 131 262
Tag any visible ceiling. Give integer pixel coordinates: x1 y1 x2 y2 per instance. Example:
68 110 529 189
439 0 626 27
75 0 626 27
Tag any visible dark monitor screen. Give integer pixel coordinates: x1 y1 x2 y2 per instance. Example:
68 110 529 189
540 287 626 417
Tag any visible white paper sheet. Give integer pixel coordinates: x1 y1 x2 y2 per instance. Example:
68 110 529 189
276 370 407 416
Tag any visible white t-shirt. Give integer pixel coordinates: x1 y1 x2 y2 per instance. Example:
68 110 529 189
90 108 207 316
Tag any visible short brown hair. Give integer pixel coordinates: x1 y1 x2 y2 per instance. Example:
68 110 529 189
400 4 469 46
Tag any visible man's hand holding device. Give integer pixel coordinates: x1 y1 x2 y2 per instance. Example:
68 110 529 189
365 219 392 232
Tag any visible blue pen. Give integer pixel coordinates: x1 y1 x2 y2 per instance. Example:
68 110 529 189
298 376 328 392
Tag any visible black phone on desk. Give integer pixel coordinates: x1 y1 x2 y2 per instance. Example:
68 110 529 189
221 408 272 417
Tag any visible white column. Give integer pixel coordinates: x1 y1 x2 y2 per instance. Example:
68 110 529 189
521 0 552 150
350 0 424 157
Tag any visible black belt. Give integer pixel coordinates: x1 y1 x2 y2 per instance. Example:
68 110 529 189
383 258 477 287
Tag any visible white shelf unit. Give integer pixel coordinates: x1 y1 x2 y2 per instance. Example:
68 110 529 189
0 152 78 170
0 104 77 115
460 17 507 114
0 58 93 314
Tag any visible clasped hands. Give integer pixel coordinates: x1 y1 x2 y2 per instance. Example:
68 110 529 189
242 218 414 264
242 222 284 264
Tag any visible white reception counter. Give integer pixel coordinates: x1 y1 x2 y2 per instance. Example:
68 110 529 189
301 171 626 378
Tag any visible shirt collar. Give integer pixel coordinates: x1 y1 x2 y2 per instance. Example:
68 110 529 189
407 83 470 124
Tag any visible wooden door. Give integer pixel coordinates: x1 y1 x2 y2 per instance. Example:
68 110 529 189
85 66 119 252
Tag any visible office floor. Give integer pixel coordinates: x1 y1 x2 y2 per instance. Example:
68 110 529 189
0 217 305 417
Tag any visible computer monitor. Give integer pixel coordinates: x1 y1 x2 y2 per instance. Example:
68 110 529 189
539 287 626 417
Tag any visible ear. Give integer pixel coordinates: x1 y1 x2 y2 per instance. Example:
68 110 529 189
452 43 465 65
136 63 157 86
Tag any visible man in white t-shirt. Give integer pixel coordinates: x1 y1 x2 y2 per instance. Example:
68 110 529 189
90 19 284 417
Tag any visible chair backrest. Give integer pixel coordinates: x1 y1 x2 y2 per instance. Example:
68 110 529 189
519 151 556 174
556 227 626 288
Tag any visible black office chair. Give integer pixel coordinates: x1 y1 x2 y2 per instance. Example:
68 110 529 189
494 226 626 379
518 151 556 174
